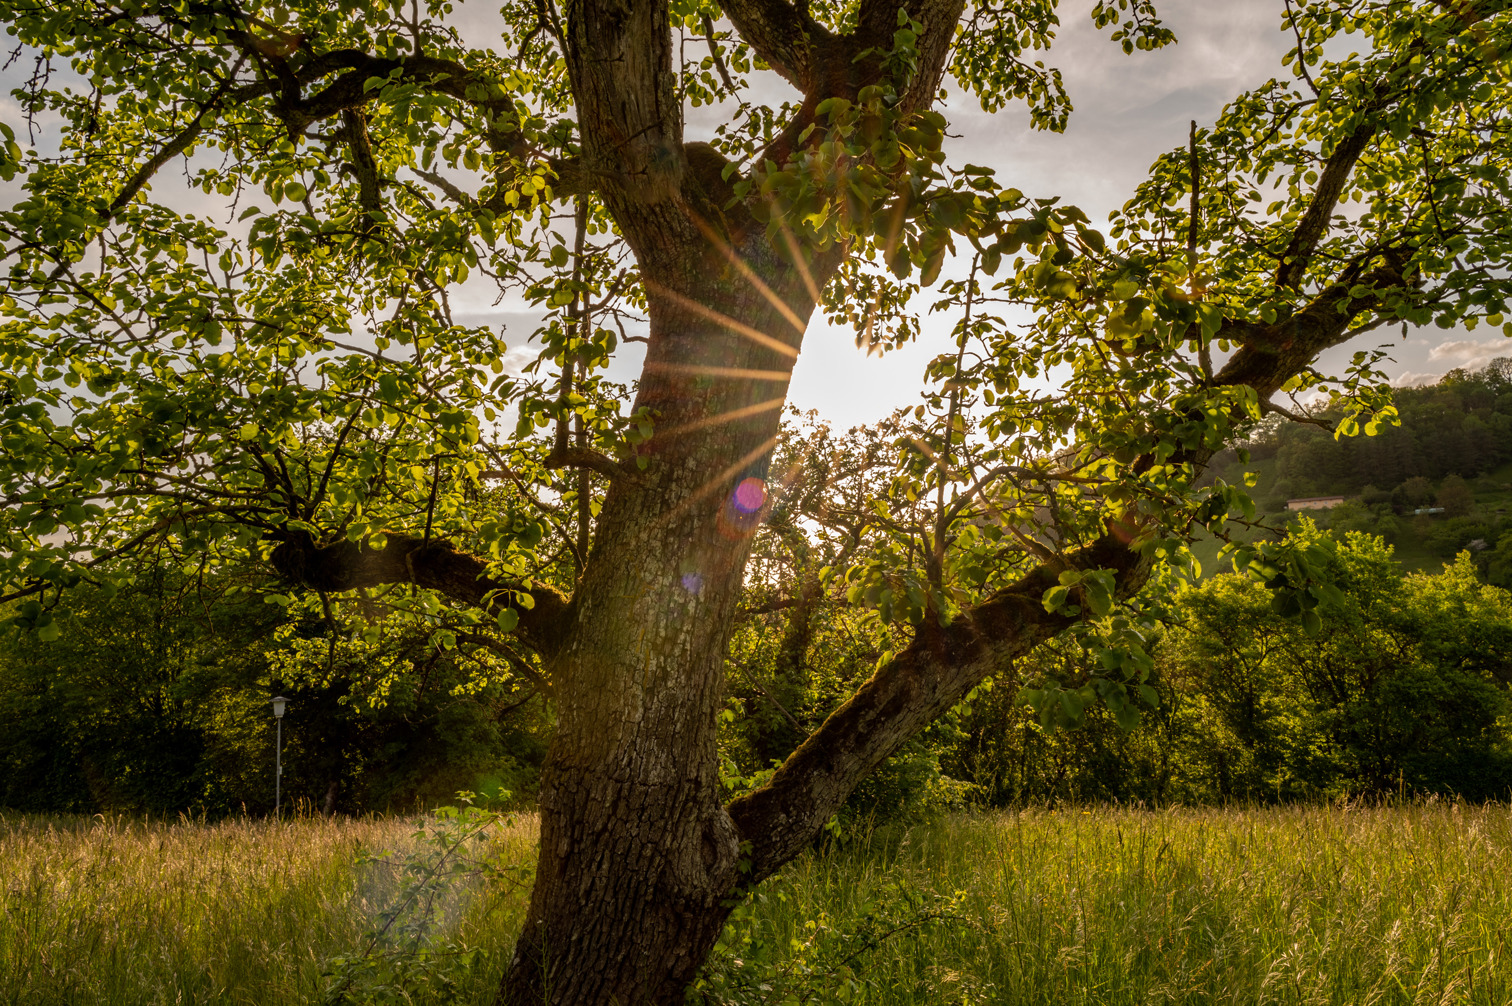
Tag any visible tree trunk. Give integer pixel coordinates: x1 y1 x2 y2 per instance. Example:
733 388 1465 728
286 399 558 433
322 780 339 817
501 273 808 1004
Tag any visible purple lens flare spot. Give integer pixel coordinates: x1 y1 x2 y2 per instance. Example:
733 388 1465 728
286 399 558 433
731 477 766 514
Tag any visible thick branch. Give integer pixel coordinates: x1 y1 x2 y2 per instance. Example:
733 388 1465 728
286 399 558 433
719 0 831 90
268 531 573 658
544 445 644 483
273 53 507 132
47 53 247 280
1274 121 1376 289
736 596 806 619
855 0 966 110
728 523 1149 881
232 44 598 199
1218 255 1411 397
754 0 964 169
339 108 382 218
729 196 1411 874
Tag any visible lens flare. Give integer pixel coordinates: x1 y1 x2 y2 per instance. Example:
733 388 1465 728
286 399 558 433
731 477 766 514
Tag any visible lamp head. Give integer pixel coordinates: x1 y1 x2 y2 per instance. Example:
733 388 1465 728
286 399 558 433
271 695 288 719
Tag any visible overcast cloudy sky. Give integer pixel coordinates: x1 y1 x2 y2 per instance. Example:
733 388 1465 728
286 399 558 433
6 0 1506 429
770 0 1510 427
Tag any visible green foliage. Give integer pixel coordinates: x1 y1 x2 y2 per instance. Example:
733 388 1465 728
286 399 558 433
1196 359 1512 578
1214 360 1512 502
1488 531 1512 588
0 571 280 813
0 812 536 1006
1168 538 1512 799
0 573 549 816
1439 473 1475 516
4 0 1509 665
267 602 549 813
322 796 530 1006
728 411 1512 812
941 523 1512 805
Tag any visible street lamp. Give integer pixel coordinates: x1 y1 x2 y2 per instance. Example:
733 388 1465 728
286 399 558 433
271 696 289 818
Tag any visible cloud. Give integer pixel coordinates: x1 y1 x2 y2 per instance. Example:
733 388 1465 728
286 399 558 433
1428 339 1508 361
1389 337 1512 389
1424 339 1512 376
945 0 1289 218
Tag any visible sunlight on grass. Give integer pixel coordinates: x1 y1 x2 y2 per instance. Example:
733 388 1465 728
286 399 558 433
739 804 1512 1005
0 811 537 1006
4 805 1511 1004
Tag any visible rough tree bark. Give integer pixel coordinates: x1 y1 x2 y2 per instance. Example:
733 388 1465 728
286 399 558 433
1 0 1496 1000
235 0 1431 999
477 0 977 996
500 260 820 1001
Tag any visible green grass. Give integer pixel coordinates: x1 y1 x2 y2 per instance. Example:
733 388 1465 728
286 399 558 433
718 804 1512 1005
0 811 536 1006
5 805 1512 1004
1194 453 1512 579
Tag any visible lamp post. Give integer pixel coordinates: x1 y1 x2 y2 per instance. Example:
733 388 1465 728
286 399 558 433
271 695 288 818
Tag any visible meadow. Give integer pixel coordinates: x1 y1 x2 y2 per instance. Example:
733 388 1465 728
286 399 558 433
2 803 1509 1005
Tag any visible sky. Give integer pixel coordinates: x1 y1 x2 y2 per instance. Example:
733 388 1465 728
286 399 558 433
772 0 1508 426
447 0 1506 428
4 0 1506 430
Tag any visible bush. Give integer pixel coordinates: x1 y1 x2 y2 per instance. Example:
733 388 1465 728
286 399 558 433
942 526 1512 804
1399 476 1435 507
1157 531 1512 800
1439 474 1475 517
1426 516 1496 557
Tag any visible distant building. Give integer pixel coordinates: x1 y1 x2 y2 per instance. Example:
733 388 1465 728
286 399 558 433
1287 495 1346 511
1412 507 1446 516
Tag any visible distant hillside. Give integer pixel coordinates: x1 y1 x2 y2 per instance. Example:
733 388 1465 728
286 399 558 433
1199 358 1512 581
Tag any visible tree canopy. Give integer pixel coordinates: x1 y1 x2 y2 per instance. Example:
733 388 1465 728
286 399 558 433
2 0 1511 1000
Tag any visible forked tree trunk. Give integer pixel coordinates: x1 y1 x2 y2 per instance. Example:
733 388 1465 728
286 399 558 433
501 274 811 1004
494 0 962 994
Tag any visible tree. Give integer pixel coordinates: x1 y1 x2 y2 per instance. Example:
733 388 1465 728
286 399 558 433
1439 473 1474 517
0 568 280 814
1489 532 1512 588
1162 526 1512 799
2 0 1510 1000
1401 475 1436 507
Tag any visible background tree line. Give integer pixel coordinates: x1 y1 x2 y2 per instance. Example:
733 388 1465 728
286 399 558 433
0 569 547 816
1201 357 1512 504
1195 357 1512 584
8 422 1512 819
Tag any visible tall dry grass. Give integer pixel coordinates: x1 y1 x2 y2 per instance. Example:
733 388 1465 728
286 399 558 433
0 810 536 1006
4 804 1511 1004
731 802 1512 1005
